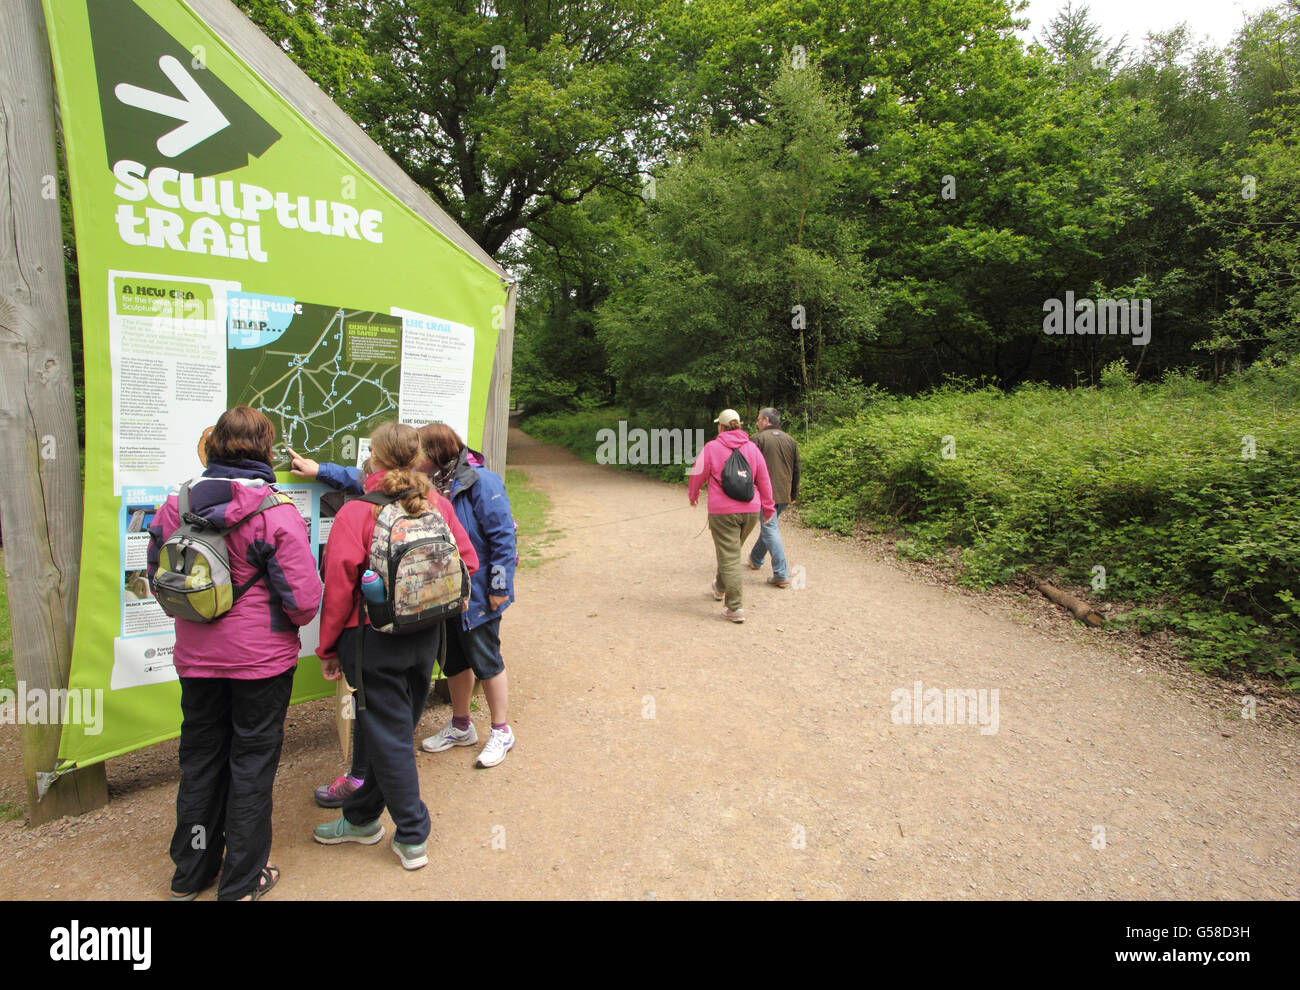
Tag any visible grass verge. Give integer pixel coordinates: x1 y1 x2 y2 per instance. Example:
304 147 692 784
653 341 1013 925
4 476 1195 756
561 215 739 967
505 468 560 567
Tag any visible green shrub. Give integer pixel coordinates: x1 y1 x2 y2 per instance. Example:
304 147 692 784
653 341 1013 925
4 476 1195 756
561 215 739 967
1100 359 1138 389
800 360 1300 684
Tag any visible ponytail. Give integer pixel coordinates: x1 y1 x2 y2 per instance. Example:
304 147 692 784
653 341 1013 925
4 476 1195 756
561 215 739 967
364 421 433 516
374 467 432 517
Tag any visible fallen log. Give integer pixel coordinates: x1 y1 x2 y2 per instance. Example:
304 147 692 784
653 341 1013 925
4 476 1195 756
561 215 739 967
1034 579 1105 628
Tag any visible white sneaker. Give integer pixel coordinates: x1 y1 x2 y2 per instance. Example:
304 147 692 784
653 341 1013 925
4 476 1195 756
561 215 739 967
475 727 516 768
421 721 478 753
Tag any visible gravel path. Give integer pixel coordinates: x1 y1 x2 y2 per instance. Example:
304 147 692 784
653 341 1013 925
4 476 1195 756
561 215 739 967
1 427 1297 899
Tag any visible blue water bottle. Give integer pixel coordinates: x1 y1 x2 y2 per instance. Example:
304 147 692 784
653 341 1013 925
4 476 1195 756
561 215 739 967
360 569 386 602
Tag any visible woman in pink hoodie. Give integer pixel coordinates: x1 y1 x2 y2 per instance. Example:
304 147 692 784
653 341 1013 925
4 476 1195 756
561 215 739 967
687 409 775 622
147 406 322 900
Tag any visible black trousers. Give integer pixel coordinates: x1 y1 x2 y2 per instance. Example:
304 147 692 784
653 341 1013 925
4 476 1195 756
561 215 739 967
338 622 439 845
349 712 369 779
170 667 295 900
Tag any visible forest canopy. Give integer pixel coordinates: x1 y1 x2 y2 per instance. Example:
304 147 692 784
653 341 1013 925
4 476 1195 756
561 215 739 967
223 0 1300 421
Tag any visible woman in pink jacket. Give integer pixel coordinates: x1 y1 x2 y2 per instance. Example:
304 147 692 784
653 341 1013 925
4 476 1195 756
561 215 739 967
147 406 322 900
687 409 775 622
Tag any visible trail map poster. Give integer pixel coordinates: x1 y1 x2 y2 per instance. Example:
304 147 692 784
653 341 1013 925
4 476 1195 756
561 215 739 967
44 0 508 768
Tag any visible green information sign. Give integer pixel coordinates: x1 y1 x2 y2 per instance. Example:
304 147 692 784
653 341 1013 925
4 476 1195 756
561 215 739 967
43 0 509 769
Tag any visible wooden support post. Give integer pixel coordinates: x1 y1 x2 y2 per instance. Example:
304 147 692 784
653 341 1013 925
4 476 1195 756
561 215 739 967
0 0 108 824
482 280 517 473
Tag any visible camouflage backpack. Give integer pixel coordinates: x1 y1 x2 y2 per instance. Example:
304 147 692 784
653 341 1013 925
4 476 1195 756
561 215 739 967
359 490 468 634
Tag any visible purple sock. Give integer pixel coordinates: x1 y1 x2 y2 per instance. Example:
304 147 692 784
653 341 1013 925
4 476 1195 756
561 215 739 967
452 715 471 731
492 721 509 732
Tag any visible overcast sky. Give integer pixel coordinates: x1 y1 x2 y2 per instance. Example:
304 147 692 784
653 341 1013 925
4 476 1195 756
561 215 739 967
1015 0 1282 51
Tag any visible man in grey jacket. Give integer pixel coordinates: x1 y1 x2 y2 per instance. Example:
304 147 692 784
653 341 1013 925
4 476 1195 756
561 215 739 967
747 407 801 588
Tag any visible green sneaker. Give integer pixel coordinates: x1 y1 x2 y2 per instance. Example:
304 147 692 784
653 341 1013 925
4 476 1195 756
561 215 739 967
313 816 384 845
392 837 428 870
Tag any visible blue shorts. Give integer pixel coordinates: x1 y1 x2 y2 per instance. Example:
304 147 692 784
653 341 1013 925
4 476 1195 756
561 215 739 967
442 618 505 680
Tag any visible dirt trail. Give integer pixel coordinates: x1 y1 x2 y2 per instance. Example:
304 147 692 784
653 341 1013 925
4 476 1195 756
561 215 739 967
2 427 1297 899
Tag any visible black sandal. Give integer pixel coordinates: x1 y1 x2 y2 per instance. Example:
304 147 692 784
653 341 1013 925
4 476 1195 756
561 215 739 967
242 865 280 901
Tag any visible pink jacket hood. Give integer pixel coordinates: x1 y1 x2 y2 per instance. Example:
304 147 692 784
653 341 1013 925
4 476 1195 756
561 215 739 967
148 474 322 679
688 429 776 517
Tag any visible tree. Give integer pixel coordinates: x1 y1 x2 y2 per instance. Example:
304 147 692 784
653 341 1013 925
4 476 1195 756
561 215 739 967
235 0 674 257
1034 1 1128 77
510 190 639 412
1105 27 1242 378
1198 118 1300 365
597 62 879 416
1230 0 1300 119
1189 2 1300 369
855 16 1145 388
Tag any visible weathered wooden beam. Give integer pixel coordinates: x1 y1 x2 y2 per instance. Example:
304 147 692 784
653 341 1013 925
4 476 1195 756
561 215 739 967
483 281 517 472
0 0 107 824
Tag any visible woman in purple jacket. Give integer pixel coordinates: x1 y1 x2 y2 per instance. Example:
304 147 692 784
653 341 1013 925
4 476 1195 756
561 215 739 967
147 406 322 900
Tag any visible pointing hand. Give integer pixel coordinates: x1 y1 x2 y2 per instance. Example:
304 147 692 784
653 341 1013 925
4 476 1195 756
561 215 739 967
287 447 320 479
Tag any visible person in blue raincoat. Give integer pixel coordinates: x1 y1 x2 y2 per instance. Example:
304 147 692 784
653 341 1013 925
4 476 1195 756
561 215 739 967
415 424 517 768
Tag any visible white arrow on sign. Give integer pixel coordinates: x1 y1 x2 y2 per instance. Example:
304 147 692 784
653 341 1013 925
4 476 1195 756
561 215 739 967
114 54 230 157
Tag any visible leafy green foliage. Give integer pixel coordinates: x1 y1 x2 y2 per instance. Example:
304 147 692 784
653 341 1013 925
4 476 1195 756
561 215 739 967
799 362 1300 683
1195 112 1300 364
233 1 1300 400
509 190 637 413
596 61 880 417
235 0 671 257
